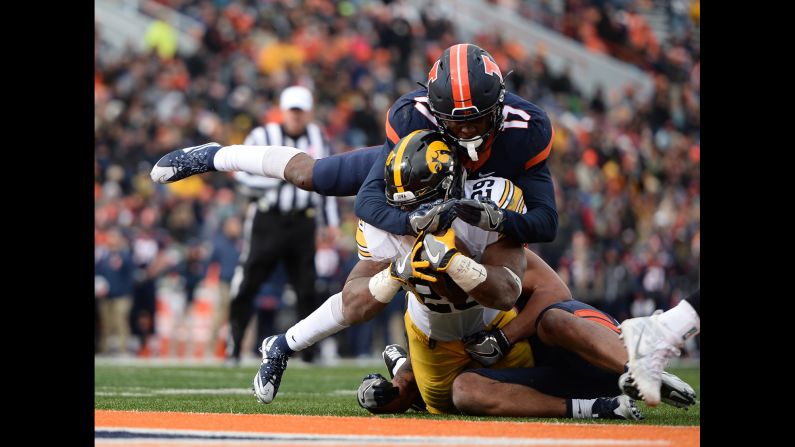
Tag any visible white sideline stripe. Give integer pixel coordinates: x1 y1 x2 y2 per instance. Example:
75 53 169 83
96 427 669 446
96 388 355 397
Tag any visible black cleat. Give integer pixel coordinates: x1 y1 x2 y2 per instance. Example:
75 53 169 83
150 142 221 184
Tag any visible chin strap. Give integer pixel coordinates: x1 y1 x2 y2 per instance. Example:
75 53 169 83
464 138 483 161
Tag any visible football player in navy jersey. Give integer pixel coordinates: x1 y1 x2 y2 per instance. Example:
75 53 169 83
150 44 561 354
356 43 557 244
151 44 555 243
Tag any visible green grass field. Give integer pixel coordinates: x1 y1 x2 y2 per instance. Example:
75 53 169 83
95 361 699 425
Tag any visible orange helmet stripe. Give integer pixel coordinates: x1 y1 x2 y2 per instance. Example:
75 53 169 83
449 44 473 110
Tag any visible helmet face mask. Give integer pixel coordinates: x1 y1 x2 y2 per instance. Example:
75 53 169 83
384 130 465 211
426 44 506 158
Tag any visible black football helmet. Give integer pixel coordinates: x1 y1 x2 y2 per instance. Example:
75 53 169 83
384 130 465 209
426 44 506 159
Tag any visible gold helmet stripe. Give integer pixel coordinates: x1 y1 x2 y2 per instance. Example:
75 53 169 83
392 130 425 193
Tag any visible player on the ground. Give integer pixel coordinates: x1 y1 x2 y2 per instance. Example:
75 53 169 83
357 249 695 417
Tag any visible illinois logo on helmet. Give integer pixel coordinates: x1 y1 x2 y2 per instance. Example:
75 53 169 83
426 44 506 160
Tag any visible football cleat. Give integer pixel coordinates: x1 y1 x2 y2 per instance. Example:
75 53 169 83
150 142 221 184
381 344 426 412
382 344 408 379
252 335 290 404
619 371 696 409
619 314 682 406
592 395 643 420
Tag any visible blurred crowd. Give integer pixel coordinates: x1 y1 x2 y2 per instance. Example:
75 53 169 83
95 0 699 358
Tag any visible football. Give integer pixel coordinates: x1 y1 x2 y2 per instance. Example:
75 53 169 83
429 273 470 305
419 234 473 305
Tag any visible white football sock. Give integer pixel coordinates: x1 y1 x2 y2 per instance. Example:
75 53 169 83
659 299 701 344
213 145 302 180
285 292 348 352
571 398 596 418
392 358 406 377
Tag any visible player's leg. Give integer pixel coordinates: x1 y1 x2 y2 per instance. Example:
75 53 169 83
535 301 627 373
310 146 382 196
538 300 697 409
150 143 302 185
402 311 475 414
151 142 381 196
254 258 391 404
455 322 644 420
451 368 641 420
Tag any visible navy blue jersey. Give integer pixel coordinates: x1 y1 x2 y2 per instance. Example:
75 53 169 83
311 146 381 197
354 88 558 243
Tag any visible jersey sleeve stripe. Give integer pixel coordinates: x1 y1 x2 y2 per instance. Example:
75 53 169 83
507 182 525 212
515 195 526 213
524 125 555 170
385 108 400 144
497 179 512 208
355 220 371 257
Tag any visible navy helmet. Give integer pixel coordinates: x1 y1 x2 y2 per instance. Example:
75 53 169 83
426 44 506 157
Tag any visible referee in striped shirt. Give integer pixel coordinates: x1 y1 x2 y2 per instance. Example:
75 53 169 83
227 86 339 364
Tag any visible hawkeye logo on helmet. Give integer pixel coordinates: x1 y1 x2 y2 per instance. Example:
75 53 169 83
482 55 503 82
425 141 452 173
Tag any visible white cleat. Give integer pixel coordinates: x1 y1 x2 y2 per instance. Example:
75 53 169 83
619 371 696 409
620 314 682 406
592 395 643 420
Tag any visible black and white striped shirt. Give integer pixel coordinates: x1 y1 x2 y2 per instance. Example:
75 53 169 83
235 122 339 227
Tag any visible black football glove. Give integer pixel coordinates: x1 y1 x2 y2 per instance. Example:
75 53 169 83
454 198 505 232
357 373 400 411
463 328 511 367
408 199 457 235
